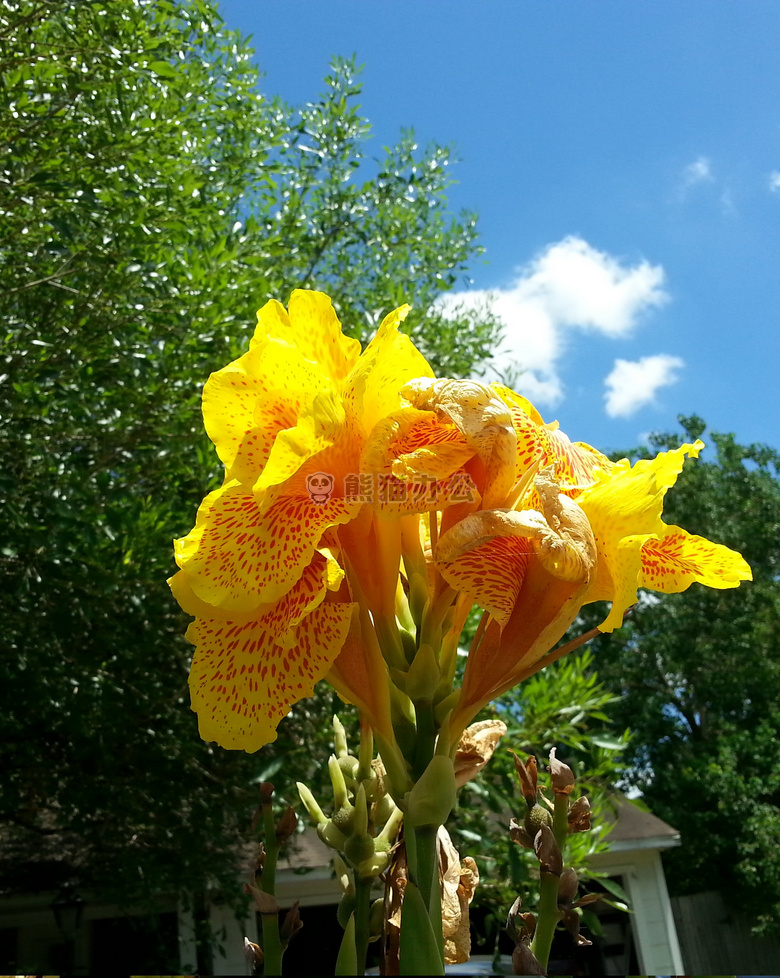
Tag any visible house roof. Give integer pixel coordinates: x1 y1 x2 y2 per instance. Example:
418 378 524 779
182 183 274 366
602 794 680 852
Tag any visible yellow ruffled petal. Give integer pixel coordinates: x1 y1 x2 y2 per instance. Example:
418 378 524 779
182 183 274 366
203 340 323 487
640 526 752 592
578 441 705 631
251 290 361 381
344 303 434 436
253 387 346 496
174 480 358 611
169 549 344 622
188 597 355 752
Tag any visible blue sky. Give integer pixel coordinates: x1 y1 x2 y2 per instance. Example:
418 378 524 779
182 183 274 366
218 0 780 455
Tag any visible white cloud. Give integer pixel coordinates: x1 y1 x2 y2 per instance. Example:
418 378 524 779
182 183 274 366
604 354 684 418
439 236 667 406
769 171 780 193
682 156 714 187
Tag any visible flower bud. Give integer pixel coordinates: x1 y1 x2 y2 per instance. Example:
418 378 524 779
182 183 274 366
333 715 349 758
404 755 457 827
524 803 552 838
405 642 441 704
345 832 376 867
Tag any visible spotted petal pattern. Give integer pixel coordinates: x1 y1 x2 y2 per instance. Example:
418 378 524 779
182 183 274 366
188 598 355 751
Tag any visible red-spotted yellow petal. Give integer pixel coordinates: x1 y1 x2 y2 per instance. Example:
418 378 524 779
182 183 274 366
639 526 752 592
492 384 611 495
174 479 358 611
361 408 477 515
253 387 346 496
436 473 596 627
202 340 323 487
188 597 355 752
169 548 345 622
578 440 706 631
250 290 361 381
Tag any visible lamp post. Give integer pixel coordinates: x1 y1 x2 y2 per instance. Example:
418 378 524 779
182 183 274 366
51 884 85 975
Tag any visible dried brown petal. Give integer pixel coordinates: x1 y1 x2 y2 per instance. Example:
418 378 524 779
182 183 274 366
454 720 507 787
567 794 592 832
244 936 263 974
258 782 275 804
509 817 535 850
506 897 536 945
572 892 601 908
275 805 298 843
243 882 279 915
557 866 579 905
548 747 575 794
439 826 479 965
512 943 546 975
280 901 303 946
533 823 563 877
561 908 593 946
510 750 538 806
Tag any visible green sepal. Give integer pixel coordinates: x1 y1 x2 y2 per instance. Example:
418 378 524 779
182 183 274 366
335 912 358 976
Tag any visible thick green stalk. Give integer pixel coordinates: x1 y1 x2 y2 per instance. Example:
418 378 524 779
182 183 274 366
259 803 284 976
353 874 373 976
529 870 561 972
530 792 569 972
400 824 445 976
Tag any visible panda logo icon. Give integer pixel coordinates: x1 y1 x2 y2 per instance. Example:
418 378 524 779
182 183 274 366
305 471 335 505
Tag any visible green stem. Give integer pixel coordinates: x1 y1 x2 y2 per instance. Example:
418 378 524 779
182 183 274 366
260 802 284 976
401 822 445 975
529 870 561 973
412 700 436 780
552 791 569 850
353 874 373 976
530 792 570 972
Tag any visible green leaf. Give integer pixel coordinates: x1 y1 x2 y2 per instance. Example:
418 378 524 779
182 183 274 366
149 60 177 78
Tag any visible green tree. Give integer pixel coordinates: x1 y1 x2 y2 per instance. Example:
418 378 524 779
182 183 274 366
0 0 499 951
588 415 780 935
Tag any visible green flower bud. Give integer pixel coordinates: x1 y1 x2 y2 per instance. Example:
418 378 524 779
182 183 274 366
524 803 553 837
405 643 441 704
337 893 356 930
333 715 349 758
331 804 355 834
345 832 376 866
368 898 385 939
404 755 457 827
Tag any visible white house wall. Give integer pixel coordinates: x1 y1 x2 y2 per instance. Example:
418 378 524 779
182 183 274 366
591 848 684 975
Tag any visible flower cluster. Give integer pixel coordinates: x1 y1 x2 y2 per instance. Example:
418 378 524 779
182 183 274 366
170 289 751 756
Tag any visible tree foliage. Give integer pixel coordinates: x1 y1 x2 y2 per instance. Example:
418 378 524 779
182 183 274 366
0 0 500 919
588 415 780 934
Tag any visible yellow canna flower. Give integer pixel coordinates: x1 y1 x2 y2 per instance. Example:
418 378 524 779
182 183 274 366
171 290 432 751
